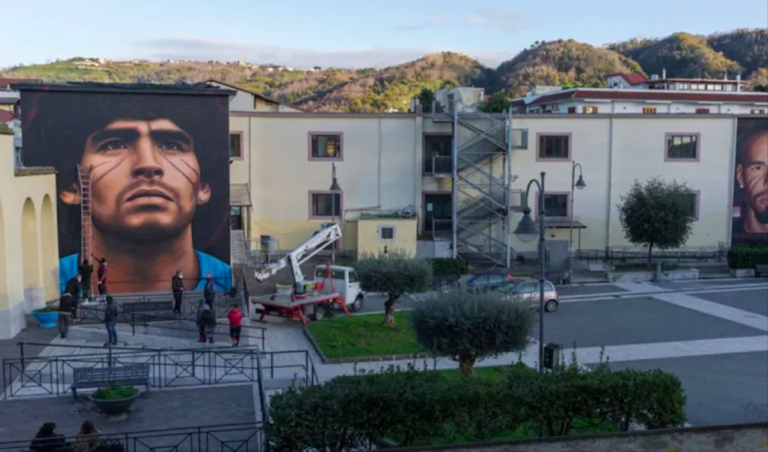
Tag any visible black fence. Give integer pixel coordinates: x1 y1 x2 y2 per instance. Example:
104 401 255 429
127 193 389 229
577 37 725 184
0 422 265 452
573 247 727 264
3 344 317 400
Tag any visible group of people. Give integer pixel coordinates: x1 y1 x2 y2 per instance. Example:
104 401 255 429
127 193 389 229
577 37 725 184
196 300 243 346
30 420 104 452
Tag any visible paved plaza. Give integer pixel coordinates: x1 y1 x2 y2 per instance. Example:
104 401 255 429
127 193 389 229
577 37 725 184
0 277 765 445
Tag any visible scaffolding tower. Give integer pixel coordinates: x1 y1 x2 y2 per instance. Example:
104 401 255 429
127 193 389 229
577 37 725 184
434 95 528 268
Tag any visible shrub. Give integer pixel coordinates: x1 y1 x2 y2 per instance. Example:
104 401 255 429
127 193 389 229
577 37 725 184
410 291 534 375
34 304 59 313
355 251 433 327
91 383 138 400
430 258 470 277
727 245 768 269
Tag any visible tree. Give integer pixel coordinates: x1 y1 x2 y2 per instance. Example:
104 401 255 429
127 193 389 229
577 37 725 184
617 178 696 268
478 91 512 113
410 291 534 376
354 251 432 327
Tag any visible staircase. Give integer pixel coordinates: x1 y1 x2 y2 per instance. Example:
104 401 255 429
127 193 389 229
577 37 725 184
230 230 249 265
78 165 94 294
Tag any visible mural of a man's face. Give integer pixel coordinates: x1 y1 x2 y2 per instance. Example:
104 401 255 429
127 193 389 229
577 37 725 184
737 130 768 227
61 119 211 244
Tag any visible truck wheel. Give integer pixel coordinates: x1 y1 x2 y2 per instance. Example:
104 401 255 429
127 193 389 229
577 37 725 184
310 304 326 321
351 296 364 312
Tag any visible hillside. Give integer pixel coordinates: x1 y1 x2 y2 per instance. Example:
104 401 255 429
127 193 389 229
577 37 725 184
1 29 765 112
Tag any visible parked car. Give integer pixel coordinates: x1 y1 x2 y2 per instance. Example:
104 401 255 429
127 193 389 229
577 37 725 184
499 279 559 313
465 272 515 293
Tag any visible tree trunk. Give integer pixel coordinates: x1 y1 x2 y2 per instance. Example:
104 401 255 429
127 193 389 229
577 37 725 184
458 356 476 376
647 243 654 269
383 296 397 328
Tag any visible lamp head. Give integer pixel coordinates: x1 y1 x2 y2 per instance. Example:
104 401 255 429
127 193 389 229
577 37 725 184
514 207 539 235
575 175 586 190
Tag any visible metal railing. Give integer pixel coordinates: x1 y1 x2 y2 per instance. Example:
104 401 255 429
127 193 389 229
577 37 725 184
3 344 317 400
0 422 264 452
573 246 727 264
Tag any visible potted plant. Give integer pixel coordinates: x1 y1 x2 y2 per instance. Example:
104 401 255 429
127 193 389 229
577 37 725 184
90 383 140 416
32 304 59 328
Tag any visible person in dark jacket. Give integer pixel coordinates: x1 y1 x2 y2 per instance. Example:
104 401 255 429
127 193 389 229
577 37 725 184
30 422 70 452
58 294 74 339
103 296 118 347
171 271 185 315
64 274 82 322
203 273 215 308
197 300 216 343
79 259 94 302
96 257 108 302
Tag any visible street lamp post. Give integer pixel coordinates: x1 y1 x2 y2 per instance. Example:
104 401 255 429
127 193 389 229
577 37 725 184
514 171 546 373
330 163 342 264
567 162 586 284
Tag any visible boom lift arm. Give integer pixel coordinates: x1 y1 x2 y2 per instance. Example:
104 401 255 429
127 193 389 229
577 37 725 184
253 224 342 289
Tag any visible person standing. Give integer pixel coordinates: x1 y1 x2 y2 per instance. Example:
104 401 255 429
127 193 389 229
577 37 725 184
97 258 109 302
228 303 243 347
79 259 94 302
103 296 118 347
65 274 82 322
197 300 211 343
203 273 215 308
57 293 74 339
171 271 185 315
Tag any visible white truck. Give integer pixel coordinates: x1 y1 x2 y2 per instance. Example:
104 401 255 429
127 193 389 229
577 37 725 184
250 224 365 323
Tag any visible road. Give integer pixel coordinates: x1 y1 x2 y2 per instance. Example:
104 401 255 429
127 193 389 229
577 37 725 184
358 278 768 427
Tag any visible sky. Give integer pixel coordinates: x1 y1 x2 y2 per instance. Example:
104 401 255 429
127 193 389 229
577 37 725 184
2 0 767 69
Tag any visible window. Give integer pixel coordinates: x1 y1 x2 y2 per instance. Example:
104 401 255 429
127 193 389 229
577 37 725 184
423 134 452 174
309 192 342 218
379 226 395 240
666 133 700 161
229 132 243 159
309 133 342 160
567 107 576 114
751 109 767 114
582 106 598 114
348 271 359 283
642 107 658 114
682 192 699 220
537 134 571 161
695 108 710 114
540 193 569 217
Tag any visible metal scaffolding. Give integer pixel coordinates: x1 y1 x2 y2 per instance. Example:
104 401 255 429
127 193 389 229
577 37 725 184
435 96 528 268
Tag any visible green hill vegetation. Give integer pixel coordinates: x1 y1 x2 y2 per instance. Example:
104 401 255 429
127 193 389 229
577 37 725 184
2 29 765 112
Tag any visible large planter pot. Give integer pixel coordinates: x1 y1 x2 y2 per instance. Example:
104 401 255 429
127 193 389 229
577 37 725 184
90 392 140 416
32 311 59 328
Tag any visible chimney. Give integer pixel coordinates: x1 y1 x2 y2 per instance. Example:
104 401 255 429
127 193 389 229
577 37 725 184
736 74 741 92
662 68 666 80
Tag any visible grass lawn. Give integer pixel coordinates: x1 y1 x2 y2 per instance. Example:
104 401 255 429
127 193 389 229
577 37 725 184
306 311 424 358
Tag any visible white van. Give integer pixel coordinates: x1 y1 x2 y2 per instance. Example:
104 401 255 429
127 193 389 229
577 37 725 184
313 265 365 312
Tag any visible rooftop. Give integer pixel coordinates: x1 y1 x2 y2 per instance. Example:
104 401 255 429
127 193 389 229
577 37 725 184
11 81 237 97
527 88 768 106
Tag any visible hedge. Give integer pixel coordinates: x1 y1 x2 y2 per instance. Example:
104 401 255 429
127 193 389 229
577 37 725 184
727 246 768 269
266 361 687 450
430 258 470 277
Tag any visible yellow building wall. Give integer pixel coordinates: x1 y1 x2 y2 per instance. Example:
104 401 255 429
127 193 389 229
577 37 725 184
0 129 60 339
357 218 417 257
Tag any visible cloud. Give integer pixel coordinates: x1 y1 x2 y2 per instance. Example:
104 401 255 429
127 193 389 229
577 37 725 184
125 37 514 69
395 17 444 32
462 9 527 33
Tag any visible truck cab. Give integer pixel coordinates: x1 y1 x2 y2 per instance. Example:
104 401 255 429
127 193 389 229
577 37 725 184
314 265 365 312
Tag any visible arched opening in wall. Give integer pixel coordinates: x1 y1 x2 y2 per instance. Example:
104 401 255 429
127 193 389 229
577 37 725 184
0 197 8 305
40 195 58 301
21 198 40 293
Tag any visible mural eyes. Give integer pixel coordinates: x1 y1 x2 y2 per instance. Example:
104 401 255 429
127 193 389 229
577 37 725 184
98 139 128 152
157 141 186 152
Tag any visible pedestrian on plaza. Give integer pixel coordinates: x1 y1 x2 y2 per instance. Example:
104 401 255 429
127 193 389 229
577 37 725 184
65 274 82 322
103 296 118 347
196 300 209 343
29 422 70 452
96 257 108 302
171 271 185 315
72 420 100 452
203 272 215 308
228 302 243 347
57 293 74 339
197 300 216 343
79 259 94 302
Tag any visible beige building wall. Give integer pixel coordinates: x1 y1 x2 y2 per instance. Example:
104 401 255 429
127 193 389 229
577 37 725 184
357 218 418 257
0 129 59 339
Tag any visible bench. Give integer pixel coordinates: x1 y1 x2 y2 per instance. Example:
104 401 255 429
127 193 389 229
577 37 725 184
71 364 151 400
756 264 768 278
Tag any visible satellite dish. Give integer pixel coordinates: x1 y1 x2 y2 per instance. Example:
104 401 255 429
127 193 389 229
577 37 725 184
401 205 415 217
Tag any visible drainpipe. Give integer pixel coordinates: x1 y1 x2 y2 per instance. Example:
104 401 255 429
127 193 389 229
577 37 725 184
605 115 614 252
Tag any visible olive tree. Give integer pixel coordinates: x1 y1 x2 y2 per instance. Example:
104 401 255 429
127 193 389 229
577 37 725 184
410 291 534 376
354 251 432 328
618 178 696 268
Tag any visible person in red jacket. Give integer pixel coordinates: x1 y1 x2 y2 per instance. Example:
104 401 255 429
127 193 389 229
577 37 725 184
228 303 243 347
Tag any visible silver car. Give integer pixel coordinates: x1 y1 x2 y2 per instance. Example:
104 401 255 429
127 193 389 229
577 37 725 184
499 279 559 313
